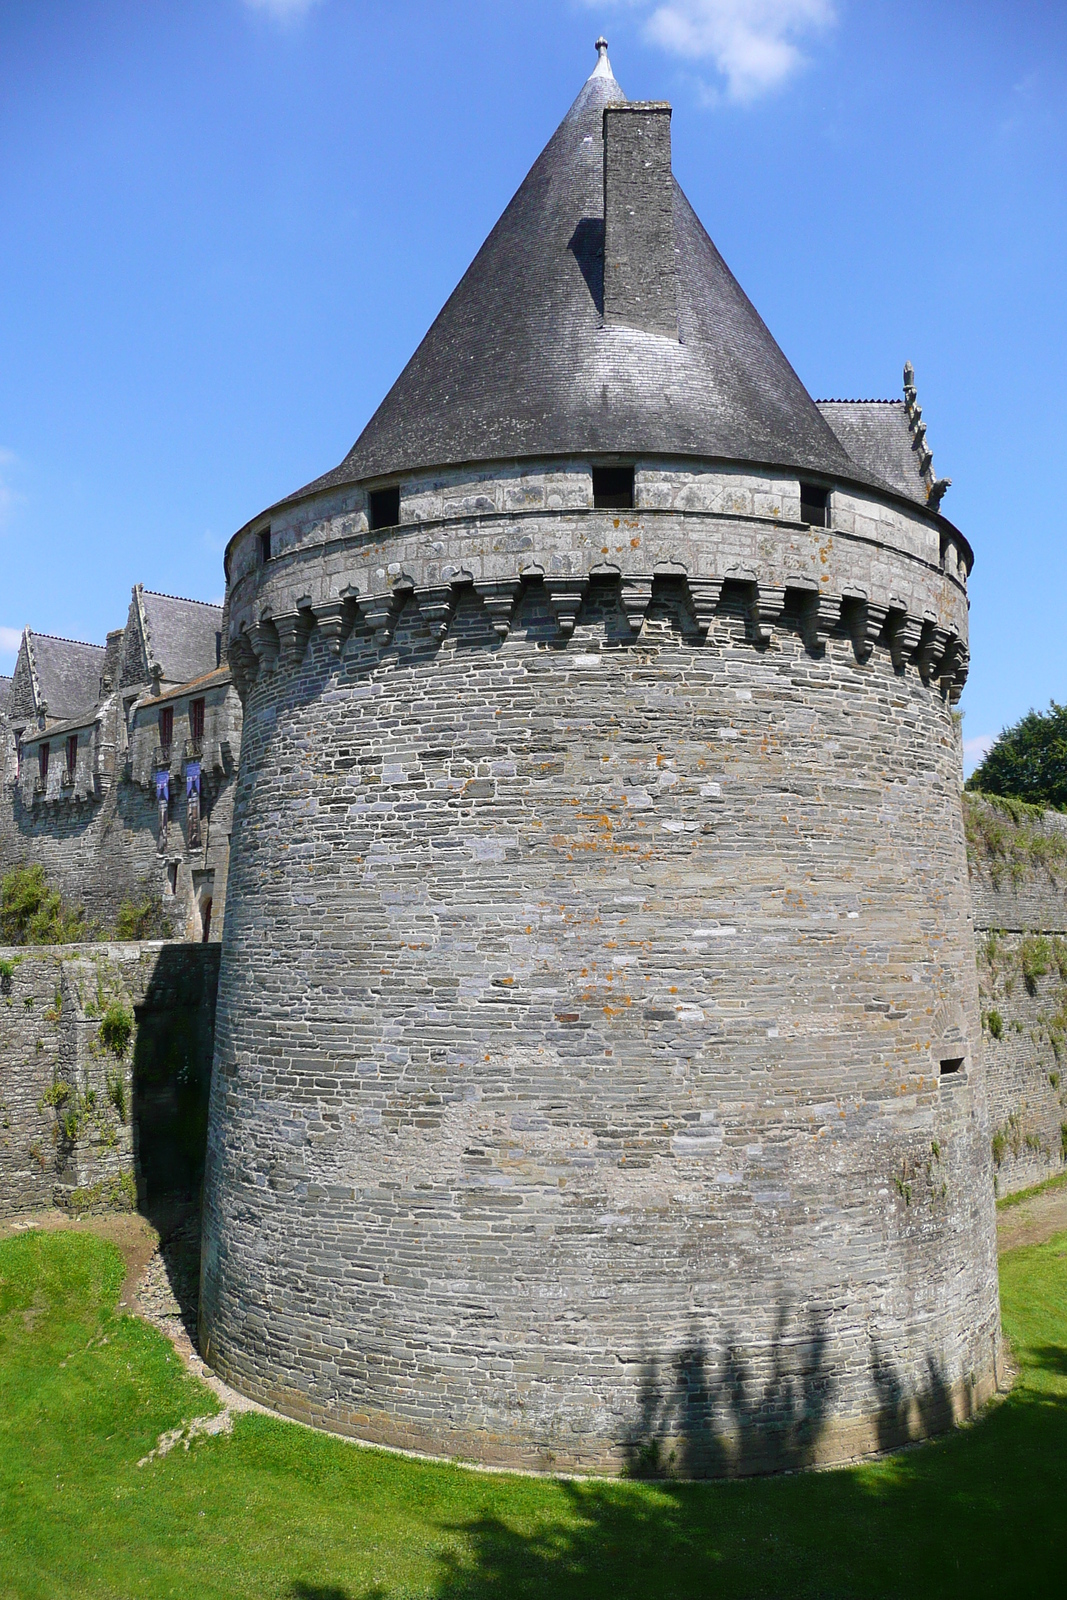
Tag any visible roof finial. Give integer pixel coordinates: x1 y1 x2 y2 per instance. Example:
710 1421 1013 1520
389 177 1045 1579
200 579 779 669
591 36 614 80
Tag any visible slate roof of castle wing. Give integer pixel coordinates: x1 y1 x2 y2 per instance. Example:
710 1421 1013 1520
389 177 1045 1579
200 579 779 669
131 665 232 714
271 47 890 513
139 591 223 686
27 633 107 724
19 708 103 744
817 400 929 506
0 676 11 714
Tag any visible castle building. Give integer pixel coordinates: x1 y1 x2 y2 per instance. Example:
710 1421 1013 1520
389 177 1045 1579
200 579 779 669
200 43 999 1475
0 586 241 940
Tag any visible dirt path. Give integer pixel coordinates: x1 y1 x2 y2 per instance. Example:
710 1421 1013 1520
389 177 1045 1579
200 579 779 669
996 1184 1067 1254
0 1208 160 1311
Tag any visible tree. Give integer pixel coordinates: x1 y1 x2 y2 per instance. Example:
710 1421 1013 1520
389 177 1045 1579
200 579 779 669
966 701 1067 811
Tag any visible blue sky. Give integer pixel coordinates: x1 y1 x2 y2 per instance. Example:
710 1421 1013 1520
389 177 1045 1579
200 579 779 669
0 1 1063 770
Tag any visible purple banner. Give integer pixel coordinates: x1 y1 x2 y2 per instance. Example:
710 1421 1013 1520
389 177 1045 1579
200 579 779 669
155 770 170 802
186 760 201 798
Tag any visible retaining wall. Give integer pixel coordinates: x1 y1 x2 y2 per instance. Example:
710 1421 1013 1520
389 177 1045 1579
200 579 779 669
0 940 219 1217
966 795 1067 1195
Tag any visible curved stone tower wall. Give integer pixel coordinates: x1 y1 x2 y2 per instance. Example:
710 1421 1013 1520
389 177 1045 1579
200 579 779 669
200 461 1000 1475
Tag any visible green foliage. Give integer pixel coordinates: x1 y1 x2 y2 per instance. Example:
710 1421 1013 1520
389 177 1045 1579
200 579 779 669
967 700 1067 810
115 896 172 941
984 1008 1004 1040
0 862 90 946
106 1071 127 1124
98 1000 134 1059
0 955 21 988
964 793 1067 888
1020 935 1052 996
3 1227 1067 1598
63 1172 136 1213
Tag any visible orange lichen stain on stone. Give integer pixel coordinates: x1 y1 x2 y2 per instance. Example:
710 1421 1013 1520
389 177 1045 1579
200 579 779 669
631 537 641 549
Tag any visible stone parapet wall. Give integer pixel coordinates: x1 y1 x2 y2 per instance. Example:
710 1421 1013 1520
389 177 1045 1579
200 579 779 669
224 460 970 711
0 940 219 1217
966 794 1067 1196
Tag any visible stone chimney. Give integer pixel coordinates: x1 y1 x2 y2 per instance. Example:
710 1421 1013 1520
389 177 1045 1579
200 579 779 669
602 101 678 340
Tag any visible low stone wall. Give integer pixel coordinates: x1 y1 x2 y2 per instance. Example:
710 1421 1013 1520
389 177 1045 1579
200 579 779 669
0 940 219 1217
967 795 1067 1195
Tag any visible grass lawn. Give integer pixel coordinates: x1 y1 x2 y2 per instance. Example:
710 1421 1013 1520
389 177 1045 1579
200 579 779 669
1 1228 1066 1599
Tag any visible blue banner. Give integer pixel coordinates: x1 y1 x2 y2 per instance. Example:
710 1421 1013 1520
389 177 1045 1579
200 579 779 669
186 760 201 798
155 770 170 802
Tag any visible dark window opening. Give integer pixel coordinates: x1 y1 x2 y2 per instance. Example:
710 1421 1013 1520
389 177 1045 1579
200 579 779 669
215 631 222 668
369 486 401 531
200 896 213 943
190 698 205 744
39 742 49 783
800 483 829 527
15 734 22 780
159 706 173 753
65 734 78 778
940 1057 965 1076
166 862 178 895
593 465 635 510
259 526 272 564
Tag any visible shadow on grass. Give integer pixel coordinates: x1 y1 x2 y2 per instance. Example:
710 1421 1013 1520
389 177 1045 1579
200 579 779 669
419 1384 1067 1599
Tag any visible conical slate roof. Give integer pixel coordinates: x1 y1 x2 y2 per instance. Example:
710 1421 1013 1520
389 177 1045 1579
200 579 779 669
283 47 887 505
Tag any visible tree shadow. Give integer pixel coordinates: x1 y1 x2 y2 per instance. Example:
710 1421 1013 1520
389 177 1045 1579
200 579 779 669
623 1304 833 1478
419 1381 1067 1599
289 1586 359 1600
1030 1344 1067 1377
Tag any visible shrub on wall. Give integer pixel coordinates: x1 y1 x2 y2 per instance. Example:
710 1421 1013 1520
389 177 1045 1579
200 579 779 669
0 864 89 946
114 896 171 941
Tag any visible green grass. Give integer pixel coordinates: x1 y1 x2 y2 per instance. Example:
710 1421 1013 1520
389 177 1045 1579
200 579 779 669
2 1229 1067 1598
997 1166 1067 1210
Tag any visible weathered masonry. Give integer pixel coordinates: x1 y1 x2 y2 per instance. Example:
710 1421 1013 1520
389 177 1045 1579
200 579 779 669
0 586 241 937
966 795 1067 1197
200 42 1000 1476
0 941 219 1218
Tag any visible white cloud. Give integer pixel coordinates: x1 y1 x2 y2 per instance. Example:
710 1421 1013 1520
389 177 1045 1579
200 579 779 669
963 735 995 775
597 0 836 103
241 0 324 23
0 625 23 660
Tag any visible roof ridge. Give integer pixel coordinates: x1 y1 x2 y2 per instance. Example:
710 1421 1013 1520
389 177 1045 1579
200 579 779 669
817 398 900 405
141 589 224 609
27 630 106 649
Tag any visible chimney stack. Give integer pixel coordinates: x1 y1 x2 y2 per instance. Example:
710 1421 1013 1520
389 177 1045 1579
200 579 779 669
602 102 678 340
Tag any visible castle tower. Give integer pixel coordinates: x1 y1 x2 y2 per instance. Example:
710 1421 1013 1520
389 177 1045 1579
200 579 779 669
200 43 1000 1476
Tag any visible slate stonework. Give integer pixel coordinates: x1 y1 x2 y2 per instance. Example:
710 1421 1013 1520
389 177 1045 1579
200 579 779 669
201 551 1000 1476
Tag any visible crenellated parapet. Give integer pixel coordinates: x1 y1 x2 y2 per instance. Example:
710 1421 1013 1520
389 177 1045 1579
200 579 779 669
224 458 971 710
228 564 969 707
